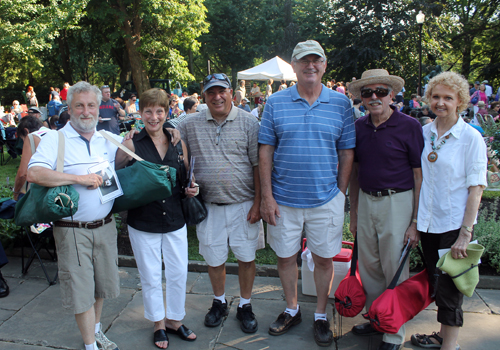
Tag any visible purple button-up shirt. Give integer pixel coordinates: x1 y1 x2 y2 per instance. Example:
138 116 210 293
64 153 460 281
354 106 424 192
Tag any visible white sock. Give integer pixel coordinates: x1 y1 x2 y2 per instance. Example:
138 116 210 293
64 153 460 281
285 305 299 317
314 312 327 321
239 297 251 308
214 294 226 304
84 342 98 350
94 322 101 334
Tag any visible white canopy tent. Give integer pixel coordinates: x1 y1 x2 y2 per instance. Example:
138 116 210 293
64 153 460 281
237 56 297 81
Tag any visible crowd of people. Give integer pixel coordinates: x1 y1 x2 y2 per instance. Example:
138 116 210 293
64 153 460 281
0 39 495 350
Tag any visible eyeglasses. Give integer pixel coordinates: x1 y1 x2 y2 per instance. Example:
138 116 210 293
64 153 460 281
203 73 231 87
215 125 222 145
296 58 324 66
360 87 390 99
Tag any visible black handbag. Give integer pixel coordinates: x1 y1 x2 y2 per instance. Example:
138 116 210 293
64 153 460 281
175 143 207 225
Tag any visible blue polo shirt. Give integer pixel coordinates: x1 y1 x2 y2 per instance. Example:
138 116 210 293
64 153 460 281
258 84 356 208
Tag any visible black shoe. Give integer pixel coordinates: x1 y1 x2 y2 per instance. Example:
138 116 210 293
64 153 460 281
0 273 8 298
204 299 229 327
313 319 333 347
236 304 258 333
352 322 382 336
268 308 302 336
377 341 402 350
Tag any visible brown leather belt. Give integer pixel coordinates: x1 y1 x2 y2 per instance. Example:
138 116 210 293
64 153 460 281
54 213 113 229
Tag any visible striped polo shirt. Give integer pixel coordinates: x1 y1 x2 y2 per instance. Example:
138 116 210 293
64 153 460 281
177 105 259 204
258 84 355 208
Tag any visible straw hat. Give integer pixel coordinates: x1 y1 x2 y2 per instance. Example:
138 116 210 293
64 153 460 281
349 69 405 99
477 101 486 108
436 243 484 297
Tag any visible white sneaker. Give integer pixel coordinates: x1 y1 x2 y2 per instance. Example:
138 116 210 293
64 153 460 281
95 330 119 350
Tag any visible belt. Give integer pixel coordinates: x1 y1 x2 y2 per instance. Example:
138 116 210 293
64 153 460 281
362 188 411 197
54 213 113 229
211 202 230 206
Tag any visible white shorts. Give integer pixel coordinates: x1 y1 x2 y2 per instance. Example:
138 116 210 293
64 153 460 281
196 200 263 266
268 192 345 259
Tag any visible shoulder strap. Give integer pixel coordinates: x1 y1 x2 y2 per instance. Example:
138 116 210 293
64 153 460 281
174 142 187 187
56 131 65 173
98 130 144 162
28 134 36 155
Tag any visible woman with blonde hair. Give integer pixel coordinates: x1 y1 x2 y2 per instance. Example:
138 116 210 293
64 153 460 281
411 71 487 350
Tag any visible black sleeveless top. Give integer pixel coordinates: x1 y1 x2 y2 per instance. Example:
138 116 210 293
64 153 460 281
126 128 185 233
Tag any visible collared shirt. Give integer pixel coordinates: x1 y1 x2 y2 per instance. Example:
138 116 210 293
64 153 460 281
417 117 487 234
97 99 121 135
354 106 424 192
127 128 184 233
177 105 259 204
258 84 356 208
28 122 123 222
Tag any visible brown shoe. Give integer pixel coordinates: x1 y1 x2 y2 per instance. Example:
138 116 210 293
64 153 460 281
314 319 333 347
268 308 302 336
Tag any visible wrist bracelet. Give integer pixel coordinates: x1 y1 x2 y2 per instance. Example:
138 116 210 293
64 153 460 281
13 191 20 194
461 225 473 233
411 218 418 224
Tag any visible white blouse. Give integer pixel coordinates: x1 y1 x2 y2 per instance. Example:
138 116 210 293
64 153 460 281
417 117 487 234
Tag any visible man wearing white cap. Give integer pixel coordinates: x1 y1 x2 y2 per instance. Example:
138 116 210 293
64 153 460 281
259 40 355 346
348 69 424 350
482 80 492 101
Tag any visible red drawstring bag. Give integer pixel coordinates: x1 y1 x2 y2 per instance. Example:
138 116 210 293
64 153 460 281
368 247 435 334
334 238 366 317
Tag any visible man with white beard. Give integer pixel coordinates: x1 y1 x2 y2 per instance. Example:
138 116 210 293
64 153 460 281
27 81 128 350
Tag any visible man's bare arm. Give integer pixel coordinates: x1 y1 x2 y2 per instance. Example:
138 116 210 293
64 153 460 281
259 144 280 226
28 166 103 189
337 149 354 194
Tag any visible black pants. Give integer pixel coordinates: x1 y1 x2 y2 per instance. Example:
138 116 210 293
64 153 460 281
420 229 464 327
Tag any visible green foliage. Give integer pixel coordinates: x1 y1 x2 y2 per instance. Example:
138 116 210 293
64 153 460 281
474 198 500 273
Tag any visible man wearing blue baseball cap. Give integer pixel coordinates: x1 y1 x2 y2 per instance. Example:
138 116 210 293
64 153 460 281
177 73 263 334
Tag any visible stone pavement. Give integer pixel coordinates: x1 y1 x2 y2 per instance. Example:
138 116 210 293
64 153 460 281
1 257 499 350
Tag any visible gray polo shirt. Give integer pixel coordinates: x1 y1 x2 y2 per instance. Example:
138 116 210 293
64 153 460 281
177 105 259 204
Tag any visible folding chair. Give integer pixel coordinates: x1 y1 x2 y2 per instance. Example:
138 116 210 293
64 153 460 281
21 225 58 285
0 125 19 165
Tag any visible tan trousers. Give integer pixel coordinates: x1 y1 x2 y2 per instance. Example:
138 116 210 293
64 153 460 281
357 189 413 345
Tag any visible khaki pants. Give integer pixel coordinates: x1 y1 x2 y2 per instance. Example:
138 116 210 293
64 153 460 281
357 189 413 345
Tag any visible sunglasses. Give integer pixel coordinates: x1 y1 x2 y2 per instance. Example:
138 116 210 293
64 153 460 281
203 73 231 87
360 87 390 98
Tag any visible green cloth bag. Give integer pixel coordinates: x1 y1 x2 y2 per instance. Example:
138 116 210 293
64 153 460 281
111 160 176 213
436 243 485 297
98 131 177 213
14 131 79 226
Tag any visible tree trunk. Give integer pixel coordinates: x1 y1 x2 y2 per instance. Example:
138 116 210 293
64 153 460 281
117 1 150 96
460 38 472 79
57 30 74 84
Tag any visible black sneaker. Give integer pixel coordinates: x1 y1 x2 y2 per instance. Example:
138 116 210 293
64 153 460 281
204 299 229 327
314 319 333 347
236 304 258 333
268 308 302 336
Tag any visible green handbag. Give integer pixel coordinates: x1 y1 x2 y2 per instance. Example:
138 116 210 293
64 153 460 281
98 131 177 213
14 131 79 226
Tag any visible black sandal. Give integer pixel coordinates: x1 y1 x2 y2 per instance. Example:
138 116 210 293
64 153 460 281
165 324 196 341
153 329 169 349
411 332 442 348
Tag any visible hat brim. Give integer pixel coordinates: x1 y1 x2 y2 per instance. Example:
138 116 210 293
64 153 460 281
349 76 405 99
203 81 231 93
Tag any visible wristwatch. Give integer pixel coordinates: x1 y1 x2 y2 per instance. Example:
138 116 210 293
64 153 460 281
461 225 473 233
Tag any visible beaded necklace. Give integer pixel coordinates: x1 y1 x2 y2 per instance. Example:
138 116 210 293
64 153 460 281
427 133 450 162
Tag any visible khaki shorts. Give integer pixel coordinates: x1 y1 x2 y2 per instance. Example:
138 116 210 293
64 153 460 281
196 200 262 266
53 217 120 314
268 192 345 259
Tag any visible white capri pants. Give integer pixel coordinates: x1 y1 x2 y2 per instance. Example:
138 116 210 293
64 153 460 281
128 225 188 322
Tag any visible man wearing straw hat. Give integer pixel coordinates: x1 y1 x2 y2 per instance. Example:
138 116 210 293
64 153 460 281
348 69 424 350
259 40 355 346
